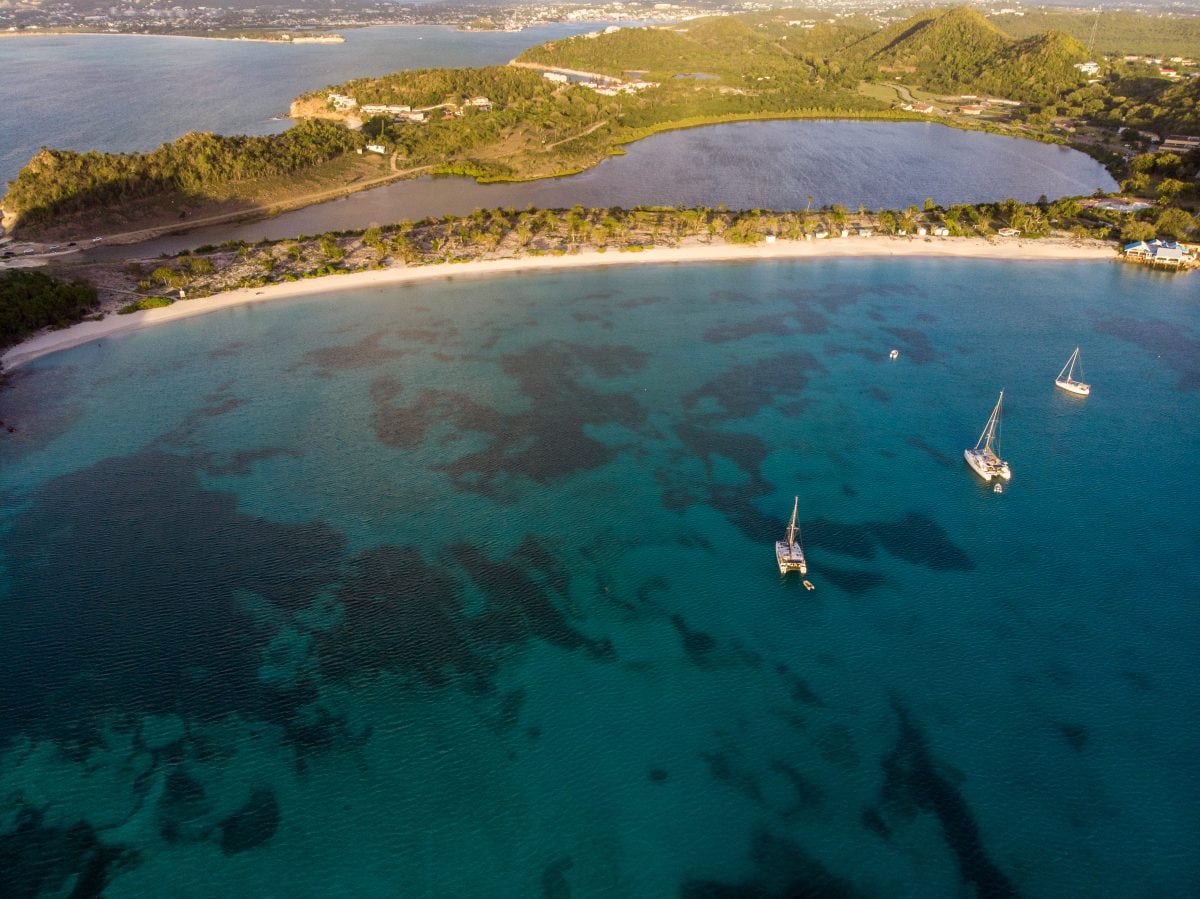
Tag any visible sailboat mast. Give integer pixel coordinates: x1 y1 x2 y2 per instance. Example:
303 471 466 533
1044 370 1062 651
978 391 1002 453
1059 347 1079 382
787 496 798 545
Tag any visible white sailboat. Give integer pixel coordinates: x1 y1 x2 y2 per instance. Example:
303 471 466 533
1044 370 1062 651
964 391 1012 483
1055 347 1090 396
775 496 807 575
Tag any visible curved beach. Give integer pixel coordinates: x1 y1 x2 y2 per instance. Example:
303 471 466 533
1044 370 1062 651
2 235 1117 371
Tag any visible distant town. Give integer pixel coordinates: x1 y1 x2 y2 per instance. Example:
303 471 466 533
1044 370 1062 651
6 0 1192 40
1 0 753 37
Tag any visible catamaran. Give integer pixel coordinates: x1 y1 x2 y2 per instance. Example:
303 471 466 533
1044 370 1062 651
1055 347 1090 396
964 391 1012 483
776 496 807 575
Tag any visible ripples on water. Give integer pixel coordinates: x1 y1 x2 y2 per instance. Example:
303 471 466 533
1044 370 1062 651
1 259 1197 896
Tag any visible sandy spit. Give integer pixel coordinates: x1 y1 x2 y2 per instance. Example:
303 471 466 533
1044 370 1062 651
2 236 1117 371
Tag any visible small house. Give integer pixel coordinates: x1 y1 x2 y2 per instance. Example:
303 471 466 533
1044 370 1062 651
365 144 386 155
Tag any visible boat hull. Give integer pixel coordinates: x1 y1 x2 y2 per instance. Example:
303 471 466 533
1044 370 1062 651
964 448 1011 482
776 540 807 575
1055 378 1091 396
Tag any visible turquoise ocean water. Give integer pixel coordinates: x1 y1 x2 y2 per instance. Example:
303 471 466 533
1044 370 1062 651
1 258 1198 896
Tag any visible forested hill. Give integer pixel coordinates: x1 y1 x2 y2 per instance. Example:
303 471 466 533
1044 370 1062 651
3 121 362 233
517 6 1091 105
845 7 1089 104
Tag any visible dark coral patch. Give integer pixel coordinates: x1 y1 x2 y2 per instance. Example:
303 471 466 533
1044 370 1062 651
1095 316 1200 391
322 537 611 693
870 513 973 571
806 514 973 571
882 327 939 365
218 787 281 855
866 386 890 404
458 541 614 662
541 856 574 899
879 702 1018 898
701 747 762 803
805 519 877 560
665 425 780 542
0 805 131 899
774 663 826 708
158 768 212 845
0 364 85 462
290 329 405 377
204 446 302 477
0 451 346 745
1057 722 1088 753
769 759 826 816
671 614 717 664
818 564 887 594
823 341 880 363
207 339 250 359
815 724 861 770
681 827 858 898
324 545 489 690
684 351 823 422
905 435 955 469
649 768 670 783
371 342 647 494
703 314 793 344
497 687 527 732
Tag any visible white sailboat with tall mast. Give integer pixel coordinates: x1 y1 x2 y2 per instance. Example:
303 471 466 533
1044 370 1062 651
964 391 1012 483
775 496 807 575
1055 346 1090 396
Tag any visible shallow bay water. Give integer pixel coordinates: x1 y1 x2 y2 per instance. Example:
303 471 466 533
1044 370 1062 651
1 258 1197 896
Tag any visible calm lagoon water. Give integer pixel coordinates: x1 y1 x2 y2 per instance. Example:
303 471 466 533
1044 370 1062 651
1 258 1197 896
110 120 1119 257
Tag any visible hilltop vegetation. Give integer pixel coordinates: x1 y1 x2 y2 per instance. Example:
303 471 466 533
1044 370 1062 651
522 7 1089 106
990 9 1200 60
5 121 362 233
1095 76 1200 136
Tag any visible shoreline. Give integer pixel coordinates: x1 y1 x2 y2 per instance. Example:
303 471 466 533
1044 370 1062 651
1 236 1116 371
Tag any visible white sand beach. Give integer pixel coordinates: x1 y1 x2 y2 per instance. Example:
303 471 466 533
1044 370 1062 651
1 235 1117 371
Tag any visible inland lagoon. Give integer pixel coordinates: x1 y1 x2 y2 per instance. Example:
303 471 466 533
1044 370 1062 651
1 257 1197 895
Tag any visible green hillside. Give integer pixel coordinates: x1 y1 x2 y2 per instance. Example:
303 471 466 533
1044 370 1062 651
1098 76 1200 136
846 7 1088 103
990 10 1200 59
519 8 1092 105
848 6 1010 77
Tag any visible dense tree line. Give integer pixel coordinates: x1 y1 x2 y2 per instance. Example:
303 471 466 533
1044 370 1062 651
314 66 553 110
154 198 1151 304
989 10 1200 59
0 270 96 348
4 120 363 229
